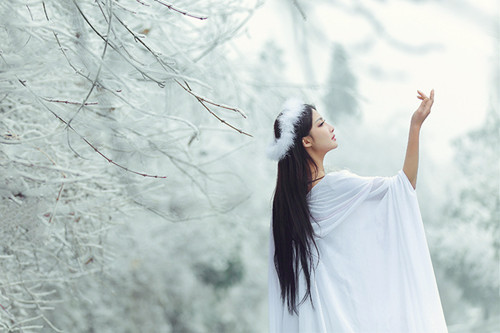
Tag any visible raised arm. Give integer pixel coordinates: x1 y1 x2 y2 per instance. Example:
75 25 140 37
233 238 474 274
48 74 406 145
403 89 434 189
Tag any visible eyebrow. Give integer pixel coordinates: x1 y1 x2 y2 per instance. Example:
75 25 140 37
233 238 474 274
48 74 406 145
315 117 324 124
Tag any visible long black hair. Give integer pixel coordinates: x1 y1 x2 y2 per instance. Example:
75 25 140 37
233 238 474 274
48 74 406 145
271 104 319 314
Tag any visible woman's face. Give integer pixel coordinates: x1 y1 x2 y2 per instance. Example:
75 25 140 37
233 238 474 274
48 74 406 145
302 109 338 155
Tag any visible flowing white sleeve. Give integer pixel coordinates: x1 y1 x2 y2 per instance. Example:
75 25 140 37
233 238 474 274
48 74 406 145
384 170 448 332
308 170 396 238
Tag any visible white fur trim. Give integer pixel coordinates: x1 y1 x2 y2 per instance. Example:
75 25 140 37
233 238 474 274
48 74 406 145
267 98 306 161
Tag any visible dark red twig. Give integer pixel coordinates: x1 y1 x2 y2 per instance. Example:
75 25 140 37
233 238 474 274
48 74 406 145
176 80 252 137
81 135 166 178
153 0 208 20
184 92 247 118
44 98 98 106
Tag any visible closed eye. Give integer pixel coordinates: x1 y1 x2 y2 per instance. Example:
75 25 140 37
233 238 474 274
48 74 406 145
319 120 325 127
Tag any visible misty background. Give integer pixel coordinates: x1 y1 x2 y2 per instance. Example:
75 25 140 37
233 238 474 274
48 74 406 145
0 0 498 332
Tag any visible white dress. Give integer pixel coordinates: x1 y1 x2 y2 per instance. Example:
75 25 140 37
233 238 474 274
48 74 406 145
268 170 448 333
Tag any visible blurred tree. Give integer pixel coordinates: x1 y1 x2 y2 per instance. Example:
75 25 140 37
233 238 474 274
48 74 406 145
323 43 360 121
195 256 245 291
431 95 499 321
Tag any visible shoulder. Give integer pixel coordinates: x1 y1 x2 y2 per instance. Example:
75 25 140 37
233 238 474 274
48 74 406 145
326 170 413 194
322 169 397 194
324 169 363 184
317 169 368 192
322 169 353 180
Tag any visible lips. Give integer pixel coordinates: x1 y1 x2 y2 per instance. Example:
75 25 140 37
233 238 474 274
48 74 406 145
332 134 336 141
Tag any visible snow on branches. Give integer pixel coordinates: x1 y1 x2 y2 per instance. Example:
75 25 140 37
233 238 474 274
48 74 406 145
0 0 257 330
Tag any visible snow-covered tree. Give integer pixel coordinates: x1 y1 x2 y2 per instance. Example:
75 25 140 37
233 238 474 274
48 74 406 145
430 106 499 322
0 0 259 330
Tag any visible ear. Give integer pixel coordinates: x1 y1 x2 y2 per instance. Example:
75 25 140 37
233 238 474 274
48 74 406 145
302 135 313 148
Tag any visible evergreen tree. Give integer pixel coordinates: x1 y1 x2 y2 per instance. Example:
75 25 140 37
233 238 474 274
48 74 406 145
323 43 360 121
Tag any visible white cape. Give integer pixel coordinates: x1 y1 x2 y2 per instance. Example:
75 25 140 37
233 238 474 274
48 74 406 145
268 170 448 333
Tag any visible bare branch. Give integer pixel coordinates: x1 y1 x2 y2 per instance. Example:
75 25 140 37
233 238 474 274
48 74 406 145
153 0 208 20
176 80 252 137
80 134 166 178
11 69 168 179
43 98 98 106
67 0 113 127
188 93 247 118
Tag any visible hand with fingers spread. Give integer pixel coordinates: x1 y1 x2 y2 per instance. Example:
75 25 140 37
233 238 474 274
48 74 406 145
411 89 434 128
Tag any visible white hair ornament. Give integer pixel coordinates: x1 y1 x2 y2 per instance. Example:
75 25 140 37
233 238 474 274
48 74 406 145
267 98 307 161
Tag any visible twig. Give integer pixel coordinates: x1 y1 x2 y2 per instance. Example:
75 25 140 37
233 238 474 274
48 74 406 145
34 148 66 223
23 5 34 47
111 11 177 74
67 0 113 127
71 0 167 86
153 0 208 20
12 75 167 179
292 0 307 20
184 92 247 118
110 4 251 137
176 80 252 137
44 0 153 131
0 302 13 319
81 135 166 178
43 98 98 106
37 3 166 178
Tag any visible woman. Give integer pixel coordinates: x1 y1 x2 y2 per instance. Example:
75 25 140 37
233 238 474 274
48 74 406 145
267 91 448 332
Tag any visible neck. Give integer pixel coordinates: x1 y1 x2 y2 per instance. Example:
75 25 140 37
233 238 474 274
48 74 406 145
309 152 325 177
308 153 326 188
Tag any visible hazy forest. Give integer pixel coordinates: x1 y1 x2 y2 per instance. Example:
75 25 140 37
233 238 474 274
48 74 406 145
0 0 498 332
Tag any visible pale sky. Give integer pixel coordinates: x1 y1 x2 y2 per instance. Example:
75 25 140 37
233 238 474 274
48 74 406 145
234 0 498 163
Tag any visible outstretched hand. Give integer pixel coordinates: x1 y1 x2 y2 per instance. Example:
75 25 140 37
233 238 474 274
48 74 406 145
412 89 434 128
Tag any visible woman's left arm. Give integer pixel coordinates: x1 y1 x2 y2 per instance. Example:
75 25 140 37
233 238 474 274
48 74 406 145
403 89 434 189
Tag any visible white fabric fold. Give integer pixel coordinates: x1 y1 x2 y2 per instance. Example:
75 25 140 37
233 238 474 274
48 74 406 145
269 170 448 333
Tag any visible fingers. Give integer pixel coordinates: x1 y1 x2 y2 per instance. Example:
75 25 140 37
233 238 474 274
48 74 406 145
417 91 426 101
417 90 427 99
417 89 434 102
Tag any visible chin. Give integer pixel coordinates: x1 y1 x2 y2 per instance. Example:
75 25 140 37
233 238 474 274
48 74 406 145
326 146 338 154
